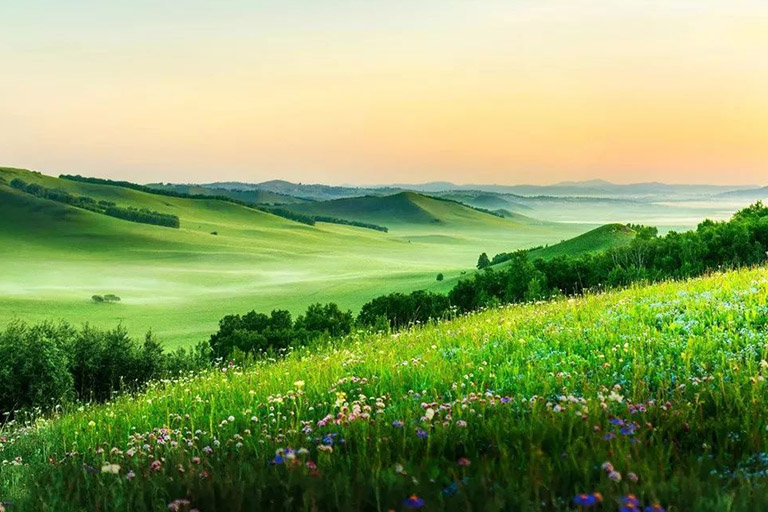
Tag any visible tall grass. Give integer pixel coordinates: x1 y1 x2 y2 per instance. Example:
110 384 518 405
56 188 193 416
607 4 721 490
1 269 767 511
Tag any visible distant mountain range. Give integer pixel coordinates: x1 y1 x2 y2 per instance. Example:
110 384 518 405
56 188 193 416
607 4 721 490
195 179 760 202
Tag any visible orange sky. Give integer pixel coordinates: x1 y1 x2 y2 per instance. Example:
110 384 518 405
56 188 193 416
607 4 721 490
1 1 767 185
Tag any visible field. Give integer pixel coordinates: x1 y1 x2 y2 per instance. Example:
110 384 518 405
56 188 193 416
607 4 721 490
1 267 767 511
0 168 587 348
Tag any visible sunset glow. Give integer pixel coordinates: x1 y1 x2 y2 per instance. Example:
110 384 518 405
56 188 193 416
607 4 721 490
2 0 767 185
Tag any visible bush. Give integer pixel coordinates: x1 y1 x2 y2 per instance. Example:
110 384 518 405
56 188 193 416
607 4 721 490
436 273 444 281
0 321 209 415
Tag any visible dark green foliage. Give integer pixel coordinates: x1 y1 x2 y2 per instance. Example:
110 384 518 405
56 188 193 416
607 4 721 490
357 290 450 329
10 178 179 228
311 215 388 232
477 252 491 269
208 303 354 358
0 322 209 415
436 273 444 281
91 295 104 303
451 202 768 312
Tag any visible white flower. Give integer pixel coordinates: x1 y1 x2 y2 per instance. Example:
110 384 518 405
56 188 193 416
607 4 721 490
101 463 121 474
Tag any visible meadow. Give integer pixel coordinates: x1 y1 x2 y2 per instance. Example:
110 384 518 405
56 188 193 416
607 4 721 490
0 168 587 348
0 268 766 510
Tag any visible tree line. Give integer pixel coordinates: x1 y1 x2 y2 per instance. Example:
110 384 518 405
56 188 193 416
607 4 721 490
207 202 768 358
10 178 180 228
60 174 389 232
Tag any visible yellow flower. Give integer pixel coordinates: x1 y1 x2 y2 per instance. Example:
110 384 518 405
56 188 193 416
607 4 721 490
294 380 305 388
88 420 96 428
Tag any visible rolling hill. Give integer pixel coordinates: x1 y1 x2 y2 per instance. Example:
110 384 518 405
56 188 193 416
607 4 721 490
0 168 587 347
281 191 541 230
146 183 309 205
527 223 637 260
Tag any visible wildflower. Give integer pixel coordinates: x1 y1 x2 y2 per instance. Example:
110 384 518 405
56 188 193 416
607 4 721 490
601 461 614 473
456 420 467 428
457 457 471 467
573 493 601 506
202 446 213 454
125 470 136 481
403 495 425 508
101 463 121 474
608 470 622 482
192 457 201 465
392 420 404 428
88 421 96 428
627 472 639 482
294 380 305 388
271 454 284 465
621 495 640 506
644 505 666 512
603 433 615 441
168 499 191 511
416 429 428 439
227 415 235 422
318 445 333 453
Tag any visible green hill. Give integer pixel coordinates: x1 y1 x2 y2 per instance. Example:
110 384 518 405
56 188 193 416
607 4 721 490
528 223 636 260
0 168 587 347
146 182 308 205
2 268 766 511
283 191 537 229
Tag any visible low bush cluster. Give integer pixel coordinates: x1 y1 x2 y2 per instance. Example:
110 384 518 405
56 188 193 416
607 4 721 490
0 322 208 415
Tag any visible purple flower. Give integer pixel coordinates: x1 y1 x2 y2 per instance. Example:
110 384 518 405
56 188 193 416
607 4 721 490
392 420 404 428
572 493 601 507
621 495 640 506
416 428 428 439
403 495 425 508
271 454 284 465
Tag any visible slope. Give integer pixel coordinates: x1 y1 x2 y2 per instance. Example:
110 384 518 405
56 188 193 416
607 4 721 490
527 223 636 260
283 191 537 229
2 268 766 511
0 168 589 346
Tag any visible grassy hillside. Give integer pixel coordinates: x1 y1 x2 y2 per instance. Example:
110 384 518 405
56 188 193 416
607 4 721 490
0 168 586 347
283 191 526 229
145 183 308 205
528 223 637 260
2 268 767 510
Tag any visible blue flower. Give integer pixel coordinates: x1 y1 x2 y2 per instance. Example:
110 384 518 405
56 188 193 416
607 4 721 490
573 493 601 506
392 420 404 428
416 428 428 439
403 495 425 508
270 454 284 465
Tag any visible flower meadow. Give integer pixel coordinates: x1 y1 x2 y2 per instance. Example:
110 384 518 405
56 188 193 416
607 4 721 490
1 269 768 511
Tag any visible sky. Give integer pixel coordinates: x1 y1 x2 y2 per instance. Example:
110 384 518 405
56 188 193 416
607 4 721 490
1 0 767 186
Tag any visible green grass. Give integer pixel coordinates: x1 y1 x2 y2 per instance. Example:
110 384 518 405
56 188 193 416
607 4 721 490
1 267 767 511
0 168 586 348
528 223 637 260
282 191 534 229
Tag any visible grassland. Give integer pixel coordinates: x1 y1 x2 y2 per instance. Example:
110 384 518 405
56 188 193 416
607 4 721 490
0 168 586 348
527 223 637 260
1 267 767 510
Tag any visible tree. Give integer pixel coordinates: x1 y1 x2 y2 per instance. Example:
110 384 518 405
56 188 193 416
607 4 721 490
92 295 104 303
477 252 491 269
436 273 444 281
